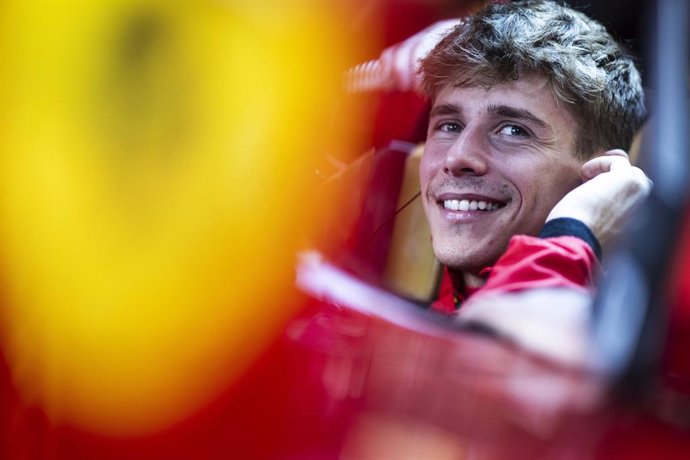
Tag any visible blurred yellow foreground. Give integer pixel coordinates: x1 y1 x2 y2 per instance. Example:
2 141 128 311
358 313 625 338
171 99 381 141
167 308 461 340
0 0 361 436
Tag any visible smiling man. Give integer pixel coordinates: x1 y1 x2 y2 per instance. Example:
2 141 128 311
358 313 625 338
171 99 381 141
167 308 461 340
408 0 650 312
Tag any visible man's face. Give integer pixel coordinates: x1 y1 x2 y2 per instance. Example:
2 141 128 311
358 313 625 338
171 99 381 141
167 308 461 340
420 75 584 275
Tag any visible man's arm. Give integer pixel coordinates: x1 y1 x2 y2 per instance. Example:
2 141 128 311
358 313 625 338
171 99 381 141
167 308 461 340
546 150 652 256
454 151 651 368
476 149 651 296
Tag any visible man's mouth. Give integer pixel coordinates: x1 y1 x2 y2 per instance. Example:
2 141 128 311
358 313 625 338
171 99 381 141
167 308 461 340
442 199 505 212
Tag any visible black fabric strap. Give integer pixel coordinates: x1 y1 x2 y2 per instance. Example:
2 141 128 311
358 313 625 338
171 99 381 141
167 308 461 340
538 217 602 260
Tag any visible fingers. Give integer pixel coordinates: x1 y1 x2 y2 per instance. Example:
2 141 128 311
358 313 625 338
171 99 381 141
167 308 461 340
634 166 654 190
602 148 629 158
580 150 652 198
549 150 652 252
580 149 630 180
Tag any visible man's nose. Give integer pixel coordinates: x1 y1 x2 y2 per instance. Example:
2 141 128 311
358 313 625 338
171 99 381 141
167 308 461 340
443 127 489 176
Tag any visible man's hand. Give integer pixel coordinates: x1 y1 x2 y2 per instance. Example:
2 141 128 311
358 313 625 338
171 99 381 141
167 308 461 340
546 150 652 252
377 19 459 92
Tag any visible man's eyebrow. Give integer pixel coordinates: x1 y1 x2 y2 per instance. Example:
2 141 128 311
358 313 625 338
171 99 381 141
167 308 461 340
429 103 461 118
488 104 549 129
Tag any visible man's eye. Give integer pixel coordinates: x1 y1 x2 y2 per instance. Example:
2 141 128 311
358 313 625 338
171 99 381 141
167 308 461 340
437 121 461 132
497 124 529 137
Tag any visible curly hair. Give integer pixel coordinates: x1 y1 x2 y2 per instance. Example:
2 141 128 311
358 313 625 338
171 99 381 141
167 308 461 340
420 0 645 159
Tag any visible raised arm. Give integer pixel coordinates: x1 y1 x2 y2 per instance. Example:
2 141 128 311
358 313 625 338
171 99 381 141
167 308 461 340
546 150 652 255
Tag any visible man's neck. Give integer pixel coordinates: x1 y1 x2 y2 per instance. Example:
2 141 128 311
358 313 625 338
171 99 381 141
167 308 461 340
447 268 488 293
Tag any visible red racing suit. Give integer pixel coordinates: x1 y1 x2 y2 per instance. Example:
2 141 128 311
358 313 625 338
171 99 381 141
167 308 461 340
431 218 601 314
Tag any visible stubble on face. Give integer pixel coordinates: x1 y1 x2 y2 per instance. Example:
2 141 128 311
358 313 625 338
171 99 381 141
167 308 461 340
420 77 583 284
424 181 517 277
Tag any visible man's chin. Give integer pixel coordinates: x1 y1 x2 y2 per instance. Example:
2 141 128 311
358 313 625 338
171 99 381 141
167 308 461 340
432 244 502 274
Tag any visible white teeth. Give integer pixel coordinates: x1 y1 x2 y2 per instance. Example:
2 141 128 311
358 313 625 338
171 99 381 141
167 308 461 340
443 199 501 212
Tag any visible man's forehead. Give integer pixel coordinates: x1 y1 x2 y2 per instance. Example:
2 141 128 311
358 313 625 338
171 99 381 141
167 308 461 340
434 76 555 107
430 77 574 126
